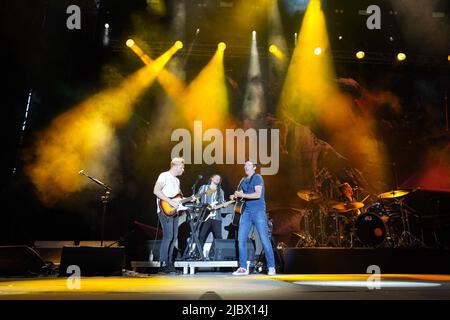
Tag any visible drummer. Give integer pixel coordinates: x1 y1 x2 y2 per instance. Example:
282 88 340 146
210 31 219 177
338 183 361 216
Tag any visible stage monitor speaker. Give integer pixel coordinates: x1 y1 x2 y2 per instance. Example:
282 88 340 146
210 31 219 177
212 239 255 261
59 246 125 276
0 246 46 276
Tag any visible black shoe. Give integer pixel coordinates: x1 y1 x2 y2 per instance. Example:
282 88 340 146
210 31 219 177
167 265 182 275
158 266 176 275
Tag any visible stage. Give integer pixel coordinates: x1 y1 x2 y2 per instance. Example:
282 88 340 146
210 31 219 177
2 0 450 307
1 274 450 300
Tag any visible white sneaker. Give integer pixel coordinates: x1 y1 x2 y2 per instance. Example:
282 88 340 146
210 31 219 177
232 267 249 276
267 267 276 276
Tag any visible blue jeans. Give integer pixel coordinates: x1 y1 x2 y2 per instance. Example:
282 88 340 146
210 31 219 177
238 208 275 269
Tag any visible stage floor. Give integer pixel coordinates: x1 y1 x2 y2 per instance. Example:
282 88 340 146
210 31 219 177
1 273 450 300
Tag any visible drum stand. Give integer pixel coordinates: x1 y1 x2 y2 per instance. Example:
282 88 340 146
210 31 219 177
396 199 425 248
316 209 328 246
334 211 342 247
294 204 317 247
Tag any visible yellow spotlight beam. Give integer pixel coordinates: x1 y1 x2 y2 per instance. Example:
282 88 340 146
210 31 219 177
277 0 335 120
181 46 229 129
276 0 387 188
127 39 187 105
127 40 229 129
26 47 178 205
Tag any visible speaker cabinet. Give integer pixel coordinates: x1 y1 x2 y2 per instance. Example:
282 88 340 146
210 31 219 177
59 246 125 276
211 239 255 261
0 246 46 276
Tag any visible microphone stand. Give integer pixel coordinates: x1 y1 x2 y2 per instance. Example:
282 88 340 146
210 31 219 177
79 170 112 247
192 176 202 196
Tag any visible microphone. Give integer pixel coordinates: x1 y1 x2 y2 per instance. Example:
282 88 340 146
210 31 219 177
78 170 85 176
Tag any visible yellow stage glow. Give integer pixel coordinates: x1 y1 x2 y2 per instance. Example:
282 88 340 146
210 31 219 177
26 46 180 204
448 54 450 61
276 0 388 189
218 42 227 51
269 44 277 53
397 52 406 61
126 39 135 47
356 51 365 59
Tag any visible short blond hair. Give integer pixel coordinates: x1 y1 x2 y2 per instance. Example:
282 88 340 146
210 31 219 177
171 157 185 167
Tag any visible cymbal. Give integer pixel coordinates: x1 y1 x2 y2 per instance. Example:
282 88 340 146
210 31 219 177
296 190 321 202
378 190 410 199
331 201 364 212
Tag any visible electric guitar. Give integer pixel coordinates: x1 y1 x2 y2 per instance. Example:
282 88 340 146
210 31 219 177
203 200 235 222
159 189 216 217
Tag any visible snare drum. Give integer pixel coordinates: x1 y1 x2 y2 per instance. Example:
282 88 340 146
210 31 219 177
366 202 390 222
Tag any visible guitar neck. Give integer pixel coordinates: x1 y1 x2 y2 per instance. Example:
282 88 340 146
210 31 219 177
179 195 194 204
212 200 235 210
178 190 210 204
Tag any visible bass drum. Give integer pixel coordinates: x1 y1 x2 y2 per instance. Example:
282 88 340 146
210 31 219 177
355 212 386 247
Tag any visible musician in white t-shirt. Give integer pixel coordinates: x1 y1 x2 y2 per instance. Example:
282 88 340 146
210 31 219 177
153 157 195 274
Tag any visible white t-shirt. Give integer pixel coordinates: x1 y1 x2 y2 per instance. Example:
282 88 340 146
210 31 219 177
155 171 181 213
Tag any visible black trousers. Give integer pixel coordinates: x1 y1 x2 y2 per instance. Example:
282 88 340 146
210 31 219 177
157 212 179 267
198 219 222 248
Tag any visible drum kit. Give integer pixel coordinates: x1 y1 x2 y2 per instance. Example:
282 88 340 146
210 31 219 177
292 188 424 248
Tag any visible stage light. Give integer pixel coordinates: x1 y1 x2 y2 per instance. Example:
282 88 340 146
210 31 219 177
338 35 343 40
218 42 226 51
447 54 450 61
103 24 111 46
269 44 287 62
314 47 322 55
126 39 135 47
175 41 183 49
243 28 265 120
196 28 200 34
356 51 365 59
397 52 406 61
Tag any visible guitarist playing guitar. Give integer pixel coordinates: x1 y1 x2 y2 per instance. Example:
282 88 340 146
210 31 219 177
198 174 228 255
230 161 276 276
153 157 197 274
